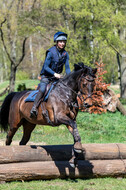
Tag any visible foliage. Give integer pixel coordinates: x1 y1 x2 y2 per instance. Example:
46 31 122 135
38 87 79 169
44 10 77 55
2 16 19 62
9 1 126 68
17 83 32 91
78 61 110 114
0 0 126 88
16 70 30 80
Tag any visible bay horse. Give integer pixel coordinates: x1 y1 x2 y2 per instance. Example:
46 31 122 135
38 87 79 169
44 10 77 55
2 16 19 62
0 63 96 166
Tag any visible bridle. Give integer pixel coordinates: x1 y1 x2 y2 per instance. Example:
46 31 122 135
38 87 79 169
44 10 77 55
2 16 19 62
58 74 95 106
78 74 95 102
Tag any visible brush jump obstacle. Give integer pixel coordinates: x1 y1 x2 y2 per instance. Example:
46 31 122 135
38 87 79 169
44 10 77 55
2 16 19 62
0 143 126 181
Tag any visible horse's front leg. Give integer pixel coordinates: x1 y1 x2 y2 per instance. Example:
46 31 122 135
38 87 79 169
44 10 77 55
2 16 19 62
67 124 82 153
57 113 82 152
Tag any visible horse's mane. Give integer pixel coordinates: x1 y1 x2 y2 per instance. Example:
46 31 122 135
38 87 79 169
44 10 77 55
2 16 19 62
51 62 97 105
61 62 96 83
60 62 84 82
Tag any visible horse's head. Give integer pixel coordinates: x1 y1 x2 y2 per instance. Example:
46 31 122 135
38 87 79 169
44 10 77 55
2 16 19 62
75 62 97 108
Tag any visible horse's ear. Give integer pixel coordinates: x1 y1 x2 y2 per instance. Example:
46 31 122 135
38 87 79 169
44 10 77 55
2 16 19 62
78 62 84 68
74 62 85 71
92 68 97 75
74 64 81 71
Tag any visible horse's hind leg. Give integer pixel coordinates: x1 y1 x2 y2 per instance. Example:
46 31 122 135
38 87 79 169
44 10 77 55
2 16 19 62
19 121 36 145
6 125 19 145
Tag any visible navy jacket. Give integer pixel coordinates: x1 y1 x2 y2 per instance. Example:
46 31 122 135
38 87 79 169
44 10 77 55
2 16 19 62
40 46 71 77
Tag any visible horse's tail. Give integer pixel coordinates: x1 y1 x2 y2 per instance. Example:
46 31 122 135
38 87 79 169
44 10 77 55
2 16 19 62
0 92 16 132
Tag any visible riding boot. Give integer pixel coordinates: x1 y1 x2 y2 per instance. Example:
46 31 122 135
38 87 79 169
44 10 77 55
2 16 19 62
30 91 43 118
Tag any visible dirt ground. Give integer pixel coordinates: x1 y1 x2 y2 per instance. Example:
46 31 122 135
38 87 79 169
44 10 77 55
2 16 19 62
0 139 46 146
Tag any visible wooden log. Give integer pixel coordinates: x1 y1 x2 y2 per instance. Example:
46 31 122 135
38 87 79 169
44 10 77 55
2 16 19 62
0 160 126 181
0 143 126 163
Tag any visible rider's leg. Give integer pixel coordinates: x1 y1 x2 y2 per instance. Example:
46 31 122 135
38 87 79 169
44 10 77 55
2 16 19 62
30 77 49 117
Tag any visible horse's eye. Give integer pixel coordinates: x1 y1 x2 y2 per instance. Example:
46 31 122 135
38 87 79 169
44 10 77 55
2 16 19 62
83 84 85 88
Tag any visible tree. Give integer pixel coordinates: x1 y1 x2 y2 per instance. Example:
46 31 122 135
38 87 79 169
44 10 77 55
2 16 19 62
0 0 126 95
0 0 31 92
36 0 126 71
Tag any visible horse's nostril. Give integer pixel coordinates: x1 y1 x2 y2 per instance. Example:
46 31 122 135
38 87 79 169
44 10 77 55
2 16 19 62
83 103 89 108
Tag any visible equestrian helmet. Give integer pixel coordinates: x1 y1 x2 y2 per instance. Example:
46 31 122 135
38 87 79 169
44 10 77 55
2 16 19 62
54 31 67 42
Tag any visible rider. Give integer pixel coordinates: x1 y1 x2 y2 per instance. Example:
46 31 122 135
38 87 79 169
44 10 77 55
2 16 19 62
30 31 71 118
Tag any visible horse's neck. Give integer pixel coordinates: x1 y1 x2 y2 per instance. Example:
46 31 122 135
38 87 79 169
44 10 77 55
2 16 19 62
56 70 82 101
63 70 82 92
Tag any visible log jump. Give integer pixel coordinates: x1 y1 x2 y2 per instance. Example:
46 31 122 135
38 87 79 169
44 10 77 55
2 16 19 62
0 143 126 181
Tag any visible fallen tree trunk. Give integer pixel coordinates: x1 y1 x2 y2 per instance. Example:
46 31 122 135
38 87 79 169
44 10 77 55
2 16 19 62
0 143 126 163
103 89 126 115
0 160 126 181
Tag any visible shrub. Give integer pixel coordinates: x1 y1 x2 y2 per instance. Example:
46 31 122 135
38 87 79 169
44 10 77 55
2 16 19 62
78 61 110 114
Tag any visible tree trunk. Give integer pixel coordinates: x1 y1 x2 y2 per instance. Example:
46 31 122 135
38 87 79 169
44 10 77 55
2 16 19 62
119 28 126 98
0 144 126 164
0 160 126 181
9 62 17 92
0 144 126 181
0 61 3 82
29 36 35 79
2 47 8 79
121 55 126 98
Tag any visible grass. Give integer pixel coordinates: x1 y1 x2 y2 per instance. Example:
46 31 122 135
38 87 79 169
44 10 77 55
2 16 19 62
0 80 126 189
0 178 126 190
0 111 126 189
0 80 39 92
0 111 125 145
0 79 39 102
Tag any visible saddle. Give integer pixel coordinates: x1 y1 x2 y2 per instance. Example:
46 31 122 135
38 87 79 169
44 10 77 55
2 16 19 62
25 82 56 103
25 82 56 125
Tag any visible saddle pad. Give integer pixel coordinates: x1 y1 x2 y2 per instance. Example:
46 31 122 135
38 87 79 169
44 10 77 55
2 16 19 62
25 82 56 102
25 90 39 102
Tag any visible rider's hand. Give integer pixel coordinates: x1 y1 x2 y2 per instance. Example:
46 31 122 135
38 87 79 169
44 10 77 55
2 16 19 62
54 73 61 79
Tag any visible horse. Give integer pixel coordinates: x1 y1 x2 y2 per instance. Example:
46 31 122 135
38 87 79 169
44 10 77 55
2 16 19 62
0 63 96 166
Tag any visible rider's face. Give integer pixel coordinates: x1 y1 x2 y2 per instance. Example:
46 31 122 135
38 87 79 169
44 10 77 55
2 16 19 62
57 40 66 50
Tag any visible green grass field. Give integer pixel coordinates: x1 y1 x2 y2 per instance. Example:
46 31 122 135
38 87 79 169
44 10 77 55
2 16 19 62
0 111 125 145
0 80 126 189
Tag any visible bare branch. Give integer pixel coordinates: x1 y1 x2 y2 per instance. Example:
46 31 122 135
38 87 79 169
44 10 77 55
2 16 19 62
106 39 122 57
0 18 6 27
6 18 13 46
7 0 15 10
16 37 28 67
0 19 14 64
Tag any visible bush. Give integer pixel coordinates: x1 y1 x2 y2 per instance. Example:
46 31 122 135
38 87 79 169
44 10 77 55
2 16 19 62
17 83 32 91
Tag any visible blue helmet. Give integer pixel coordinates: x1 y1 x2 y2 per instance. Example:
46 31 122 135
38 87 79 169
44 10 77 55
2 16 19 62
54 31 67 42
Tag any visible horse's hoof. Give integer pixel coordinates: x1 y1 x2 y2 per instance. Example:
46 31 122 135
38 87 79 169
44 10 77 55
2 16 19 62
69 157 77 168
74 142 83 153
70 162 75 168
74 148 82 153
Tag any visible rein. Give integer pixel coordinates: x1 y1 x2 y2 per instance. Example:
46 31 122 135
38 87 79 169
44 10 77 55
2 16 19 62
59 79 78 96
58 75 94 106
